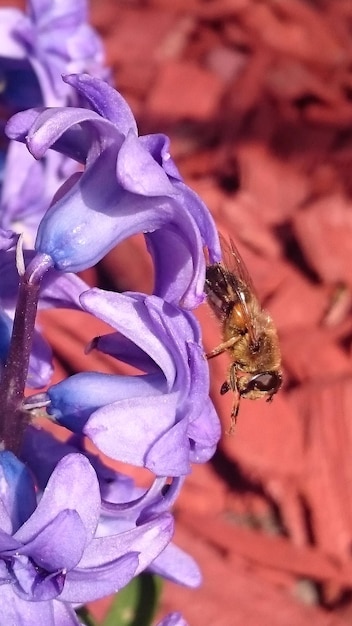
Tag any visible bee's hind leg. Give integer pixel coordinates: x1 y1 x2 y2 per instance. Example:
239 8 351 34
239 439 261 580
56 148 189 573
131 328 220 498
228 397 240 435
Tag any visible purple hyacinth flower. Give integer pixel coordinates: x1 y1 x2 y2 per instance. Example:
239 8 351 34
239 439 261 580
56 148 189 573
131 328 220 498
21 427 202 590
156 614 189 626
0 450 174 624
0 0 106 108
6 73 221 308
45 288 220 476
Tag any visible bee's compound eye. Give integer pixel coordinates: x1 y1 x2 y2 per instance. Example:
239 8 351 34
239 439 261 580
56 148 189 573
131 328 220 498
246 372 282 394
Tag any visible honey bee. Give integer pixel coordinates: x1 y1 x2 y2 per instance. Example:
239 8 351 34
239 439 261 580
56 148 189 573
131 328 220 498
205 236 282 432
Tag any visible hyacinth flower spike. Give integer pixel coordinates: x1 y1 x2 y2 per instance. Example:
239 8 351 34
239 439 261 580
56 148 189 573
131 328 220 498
2 59 222 625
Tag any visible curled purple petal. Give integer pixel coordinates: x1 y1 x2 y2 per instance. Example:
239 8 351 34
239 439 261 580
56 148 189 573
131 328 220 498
14 453 100 545
20 510 86 570
63 72 137 134
150 541 201 588
84 393 179 470
60 552 139 603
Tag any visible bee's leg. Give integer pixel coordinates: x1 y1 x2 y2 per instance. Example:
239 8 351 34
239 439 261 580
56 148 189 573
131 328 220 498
220 375 240 432
228 398 240 435
227 364 240 435
206 336 241 359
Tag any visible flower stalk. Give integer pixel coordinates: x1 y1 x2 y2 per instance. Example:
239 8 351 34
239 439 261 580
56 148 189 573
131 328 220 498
0 252 52 453
0 1 221 622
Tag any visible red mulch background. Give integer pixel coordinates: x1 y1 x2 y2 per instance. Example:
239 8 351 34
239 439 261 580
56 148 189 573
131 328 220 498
20 0 352 624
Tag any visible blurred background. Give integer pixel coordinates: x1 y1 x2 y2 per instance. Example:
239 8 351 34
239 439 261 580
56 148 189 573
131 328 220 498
43 1 352 624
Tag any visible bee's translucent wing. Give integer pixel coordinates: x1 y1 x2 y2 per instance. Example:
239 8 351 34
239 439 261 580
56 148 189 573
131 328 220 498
218 234 258 297
218 234 260 346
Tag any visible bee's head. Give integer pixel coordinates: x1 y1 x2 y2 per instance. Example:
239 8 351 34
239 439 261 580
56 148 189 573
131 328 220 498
237 370 282 401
